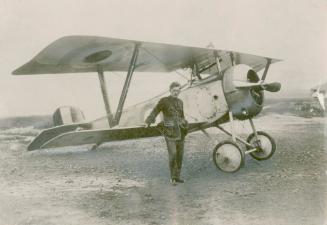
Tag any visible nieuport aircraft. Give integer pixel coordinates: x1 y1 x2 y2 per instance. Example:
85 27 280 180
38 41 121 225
13 36 281 172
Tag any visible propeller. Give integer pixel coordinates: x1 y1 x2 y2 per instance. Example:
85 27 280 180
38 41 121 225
222 63 281 120
254 82 281 92
234 81 281 92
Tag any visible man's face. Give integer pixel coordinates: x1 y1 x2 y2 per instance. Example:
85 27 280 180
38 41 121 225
170 86 181 98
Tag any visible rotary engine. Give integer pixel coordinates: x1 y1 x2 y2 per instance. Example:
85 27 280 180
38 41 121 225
222 64 281 120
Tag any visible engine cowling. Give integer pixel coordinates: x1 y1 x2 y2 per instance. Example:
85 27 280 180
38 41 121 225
222 64 265 120
53 106 85 126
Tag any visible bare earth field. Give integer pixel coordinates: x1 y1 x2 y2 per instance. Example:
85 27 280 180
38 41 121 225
0 114 326 225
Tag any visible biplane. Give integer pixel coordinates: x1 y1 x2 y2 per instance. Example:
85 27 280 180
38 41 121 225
13 36 281 172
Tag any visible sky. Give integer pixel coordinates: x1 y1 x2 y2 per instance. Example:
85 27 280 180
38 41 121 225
0 0 326 119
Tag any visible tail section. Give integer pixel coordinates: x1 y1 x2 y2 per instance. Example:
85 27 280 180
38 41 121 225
53 106 85 126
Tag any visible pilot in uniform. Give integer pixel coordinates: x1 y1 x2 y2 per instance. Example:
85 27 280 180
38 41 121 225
145 82 188 185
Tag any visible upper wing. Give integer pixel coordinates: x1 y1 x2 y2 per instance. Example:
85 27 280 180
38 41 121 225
13 35 280 75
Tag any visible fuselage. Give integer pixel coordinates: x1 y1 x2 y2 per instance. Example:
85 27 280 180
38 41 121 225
90 74 228 129
89 64 270 129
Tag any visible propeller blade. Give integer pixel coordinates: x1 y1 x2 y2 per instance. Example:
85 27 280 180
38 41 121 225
261 82 281 92
234 81 281 92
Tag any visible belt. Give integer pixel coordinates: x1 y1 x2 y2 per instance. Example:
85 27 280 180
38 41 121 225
164 121 175 126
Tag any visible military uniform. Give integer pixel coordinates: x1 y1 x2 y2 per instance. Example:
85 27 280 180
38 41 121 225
145 96 188 181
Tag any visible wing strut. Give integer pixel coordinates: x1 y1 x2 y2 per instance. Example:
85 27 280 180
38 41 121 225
261 58 272 81
113 43 140 126
97 67 115 127
193 63 202 80
229 52 236 66
214 50 222 75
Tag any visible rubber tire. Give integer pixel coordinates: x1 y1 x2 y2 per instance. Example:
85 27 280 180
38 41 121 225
213 140 244 173
246 131 276 161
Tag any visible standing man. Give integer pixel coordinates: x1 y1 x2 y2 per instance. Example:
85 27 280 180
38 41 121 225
145 82 188 185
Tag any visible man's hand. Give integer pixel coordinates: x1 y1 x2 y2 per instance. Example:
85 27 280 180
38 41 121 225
144 122 151 128
144 117 153 128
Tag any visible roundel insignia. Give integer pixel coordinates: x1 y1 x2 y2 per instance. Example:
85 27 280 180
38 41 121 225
83 50 112 63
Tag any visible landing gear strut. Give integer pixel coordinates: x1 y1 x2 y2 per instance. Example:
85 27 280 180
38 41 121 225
212 116 276 172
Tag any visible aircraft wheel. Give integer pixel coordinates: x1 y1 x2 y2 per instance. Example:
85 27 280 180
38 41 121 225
213 140 244 173
246 131 276 160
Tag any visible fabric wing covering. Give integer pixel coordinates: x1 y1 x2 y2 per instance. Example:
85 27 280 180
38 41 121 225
12 35 280 75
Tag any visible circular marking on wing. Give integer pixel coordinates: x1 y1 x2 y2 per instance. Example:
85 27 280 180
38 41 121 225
83 50 112 63
64 43 133 69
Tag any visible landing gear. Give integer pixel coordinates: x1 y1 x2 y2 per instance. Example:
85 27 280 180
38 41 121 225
211 115 276 172
213 141 244 173
246 131 276 160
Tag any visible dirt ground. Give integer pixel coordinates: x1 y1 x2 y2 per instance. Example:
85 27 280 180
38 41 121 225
0 114 326 225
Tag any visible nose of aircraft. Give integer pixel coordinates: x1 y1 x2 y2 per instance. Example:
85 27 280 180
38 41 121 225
222 64 281 120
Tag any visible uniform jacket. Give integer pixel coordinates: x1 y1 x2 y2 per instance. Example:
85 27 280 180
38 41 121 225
145 96 188 140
